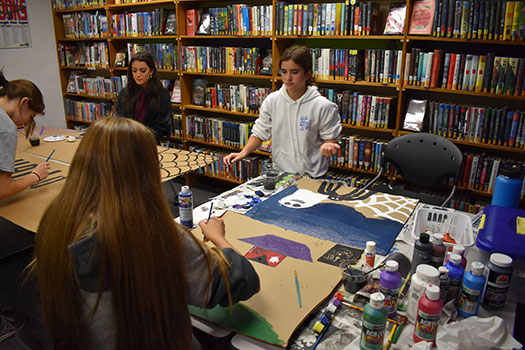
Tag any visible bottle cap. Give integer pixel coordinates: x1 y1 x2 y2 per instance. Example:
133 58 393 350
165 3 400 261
452 244 465 256
432 233 444 245
489 253 513 268
419 232 430 244
425 284 441 301
181 185 190 193
370 292 385 310
471 262 485 276
386 260 399 272
449 253 461 266
438 266 449 278
500 164 522 179
416 264 439 281
366 241 376 252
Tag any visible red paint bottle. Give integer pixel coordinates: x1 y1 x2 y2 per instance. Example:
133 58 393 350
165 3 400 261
413 284 443 346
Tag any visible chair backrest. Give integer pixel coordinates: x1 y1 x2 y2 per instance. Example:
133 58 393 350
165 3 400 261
384 133 463 188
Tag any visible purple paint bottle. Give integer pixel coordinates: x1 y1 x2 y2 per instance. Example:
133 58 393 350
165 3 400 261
379 261 402 317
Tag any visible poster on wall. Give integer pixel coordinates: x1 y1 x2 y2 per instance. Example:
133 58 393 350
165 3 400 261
0 0 32 49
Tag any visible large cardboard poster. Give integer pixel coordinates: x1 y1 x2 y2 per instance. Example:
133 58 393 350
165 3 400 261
190 211 342 348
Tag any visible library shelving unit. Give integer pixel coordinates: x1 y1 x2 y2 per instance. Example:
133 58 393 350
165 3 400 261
50 0 525 211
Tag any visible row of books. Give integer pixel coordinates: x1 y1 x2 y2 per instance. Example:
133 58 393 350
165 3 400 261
62 12 108 39
63 98 113 122
126 43 178 71
185 115 254 149
458 153 525 194
427 101 525 149
310 48 403 83
111 9 175 37
325 169 374 187
448 196 488 214
329 136 388 172
58 42 109 68
275 1 380 36
180 46 267 75
200 5 273 36
52 0 104 10
406 50 525 96
319 88 395 128
188 146 265 182
192 79 270 114
429 0 525 41
66 71 126 97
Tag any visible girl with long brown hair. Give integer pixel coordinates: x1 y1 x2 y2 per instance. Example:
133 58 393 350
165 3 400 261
33 117 259 350
0 70 49 199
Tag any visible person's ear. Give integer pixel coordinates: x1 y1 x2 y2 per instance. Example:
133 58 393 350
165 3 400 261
19 97 30 106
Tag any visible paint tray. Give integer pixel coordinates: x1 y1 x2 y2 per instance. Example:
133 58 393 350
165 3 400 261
411 207 475 247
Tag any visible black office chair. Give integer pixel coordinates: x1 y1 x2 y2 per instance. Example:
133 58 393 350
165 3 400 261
363 133 463 207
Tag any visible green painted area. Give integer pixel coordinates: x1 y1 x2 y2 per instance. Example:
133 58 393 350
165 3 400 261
189 303 286 346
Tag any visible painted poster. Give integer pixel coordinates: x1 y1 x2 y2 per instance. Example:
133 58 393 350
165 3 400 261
0 0 32 48
245 178 419 255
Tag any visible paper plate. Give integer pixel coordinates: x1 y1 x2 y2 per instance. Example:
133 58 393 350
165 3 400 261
43 135 66 142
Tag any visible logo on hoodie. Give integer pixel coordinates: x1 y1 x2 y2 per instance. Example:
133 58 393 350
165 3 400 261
299 116 309 131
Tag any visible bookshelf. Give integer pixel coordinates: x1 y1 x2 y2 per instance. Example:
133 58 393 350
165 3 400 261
50 0 525 211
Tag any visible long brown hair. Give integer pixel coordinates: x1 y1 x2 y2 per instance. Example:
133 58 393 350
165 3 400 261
34 117 229 349
0 70 44 137
120 52 165 116
279 45 314 86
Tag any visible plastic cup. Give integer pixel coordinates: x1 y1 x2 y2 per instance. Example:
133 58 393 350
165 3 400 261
29 136 40 146
339 260 368 293
262 170 279 190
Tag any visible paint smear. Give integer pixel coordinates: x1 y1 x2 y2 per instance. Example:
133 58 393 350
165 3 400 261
189 303 285 346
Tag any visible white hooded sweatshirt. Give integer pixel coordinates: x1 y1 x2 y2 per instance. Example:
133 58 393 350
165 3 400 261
251 85 342 178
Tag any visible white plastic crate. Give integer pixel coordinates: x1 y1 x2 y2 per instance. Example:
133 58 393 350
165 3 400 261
411 207 475 247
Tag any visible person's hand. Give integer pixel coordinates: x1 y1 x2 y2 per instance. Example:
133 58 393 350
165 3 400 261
320 142 340 157
33 162 50 181
199 217 228 247
223 152 244 166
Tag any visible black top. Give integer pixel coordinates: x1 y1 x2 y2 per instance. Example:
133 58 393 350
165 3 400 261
116 88 172 143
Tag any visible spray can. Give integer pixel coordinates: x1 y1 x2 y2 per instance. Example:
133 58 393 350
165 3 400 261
411 233 433 276
379 261 402 317
458 262 485 317
430 234 446 268
482 253 513 309
444 254 465 303
365 241 376 268
413 284 443 346
438 266 450 303
179 185 193 228
491 164 523 209
360 292 388 350
407 264 440 323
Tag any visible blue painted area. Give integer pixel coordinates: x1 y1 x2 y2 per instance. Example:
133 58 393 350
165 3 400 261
245 185 403 255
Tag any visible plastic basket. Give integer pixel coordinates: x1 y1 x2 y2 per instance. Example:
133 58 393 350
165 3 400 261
411 207 475 247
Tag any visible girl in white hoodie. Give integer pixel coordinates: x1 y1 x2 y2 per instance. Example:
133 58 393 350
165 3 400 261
224 45 342 178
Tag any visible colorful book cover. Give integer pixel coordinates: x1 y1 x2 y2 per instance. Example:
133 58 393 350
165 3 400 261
409 0 436 34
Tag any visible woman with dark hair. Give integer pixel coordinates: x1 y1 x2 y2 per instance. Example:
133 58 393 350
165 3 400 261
32 117 259 350
116 52 172 143
224 45 341 178
0 70 49 199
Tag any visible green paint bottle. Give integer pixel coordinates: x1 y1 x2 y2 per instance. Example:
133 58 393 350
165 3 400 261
360 292 388 350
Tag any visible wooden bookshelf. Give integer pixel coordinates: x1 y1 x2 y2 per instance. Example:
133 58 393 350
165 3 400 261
50 0 525 209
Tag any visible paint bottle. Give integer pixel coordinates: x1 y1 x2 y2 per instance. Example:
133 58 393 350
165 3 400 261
482 253 513 309
178 185 193 228
438 266 450 303
413 284 443 346
365 241 376 268
379 261 402 317
445 244 467 269
360 292 388 350
407 264 439 323
491 164 523 209
458 262 485 317
444 254 464 303
410 233 433 276
430 234 446 268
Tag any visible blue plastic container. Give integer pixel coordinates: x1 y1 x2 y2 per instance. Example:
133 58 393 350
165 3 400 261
458 262 485 317
491 164 523 209
179 185 193 228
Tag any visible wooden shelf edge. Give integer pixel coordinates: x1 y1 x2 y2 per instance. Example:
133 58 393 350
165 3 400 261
189 171 243 185
403 86 525 100
180 71 272 80
341 124 396 133
406 36 525 46
184 105 259 117
64 92 115 101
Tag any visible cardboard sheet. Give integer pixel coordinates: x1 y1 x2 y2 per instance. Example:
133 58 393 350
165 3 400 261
17 126 83 164
189 211 342 348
